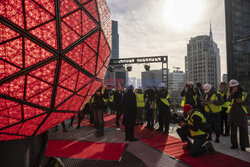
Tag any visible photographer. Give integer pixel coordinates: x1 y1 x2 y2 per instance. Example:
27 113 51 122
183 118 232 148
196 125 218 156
227 80 249 151
156 83 171 134
181 82 197 108
177 104 215 157
203 84 224 143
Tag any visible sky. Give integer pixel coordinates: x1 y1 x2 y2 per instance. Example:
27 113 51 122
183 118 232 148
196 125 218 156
106 0 227 81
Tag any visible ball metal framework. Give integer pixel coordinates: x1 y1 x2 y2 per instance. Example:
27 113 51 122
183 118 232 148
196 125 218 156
0 0 111 140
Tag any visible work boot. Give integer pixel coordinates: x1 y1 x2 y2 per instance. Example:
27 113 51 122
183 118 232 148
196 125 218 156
215 136 220 143
231 145 238 149
156 128 163 132
241 147 246 151
205 142 215 155
183 143 192 150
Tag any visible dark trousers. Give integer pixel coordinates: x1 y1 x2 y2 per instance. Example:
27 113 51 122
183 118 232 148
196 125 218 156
177 127 207 157
206 112 221 137
70 113 82 127
231 124 249 148
221 108 229 135
136 107 144 124
158 110 171 133
190 137 207 157
125 124 135 140
146 109 154 128
94 109 104 135
54 121 67 130
116 107 123 126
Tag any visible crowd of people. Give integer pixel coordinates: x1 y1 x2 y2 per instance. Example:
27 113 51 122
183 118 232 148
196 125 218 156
53 79 249 157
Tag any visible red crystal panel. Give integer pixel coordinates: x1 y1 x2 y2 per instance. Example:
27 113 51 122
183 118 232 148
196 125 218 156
77 82 92 97
35 112 74 135
0 76 25 100
0 99 22 121
0 0 24 28
55 86 73 107
0 23 19 43
61 22 80 49
0 37 23 68
84 0 99 22
60 0 79 17
29 61 57 84
62 10 81 35
25 0 54 30
23 105 46 120
85 31 99 52
33 0 55 16
0 0 111 140
25 38 54 67
82 55 97 75
81 10 97 37
0 59 20 80
30 21 57 49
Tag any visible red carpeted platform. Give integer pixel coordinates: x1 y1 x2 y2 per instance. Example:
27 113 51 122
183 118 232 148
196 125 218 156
45 140 127 161
141 135 250 167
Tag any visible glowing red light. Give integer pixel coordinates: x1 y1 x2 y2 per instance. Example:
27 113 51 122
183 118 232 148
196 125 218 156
0 0 111 140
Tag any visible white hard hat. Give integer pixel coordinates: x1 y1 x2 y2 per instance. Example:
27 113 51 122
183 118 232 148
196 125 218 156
186 81 194 85
203 84 212 93
112 88 116 91
229 79 239 87
159 83 165 88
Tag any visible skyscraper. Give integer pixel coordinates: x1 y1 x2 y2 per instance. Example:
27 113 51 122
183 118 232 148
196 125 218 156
111 20 119 59
105 20 127 88
225 0 250 91
185 24 221 87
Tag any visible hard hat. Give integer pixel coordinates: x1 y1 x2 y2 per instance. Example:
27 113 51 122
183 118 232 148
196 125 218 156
186 81 194 85
112 88 115 91
229 79 239 87
159 83 165 88
183 104 192 113
203 84 212 93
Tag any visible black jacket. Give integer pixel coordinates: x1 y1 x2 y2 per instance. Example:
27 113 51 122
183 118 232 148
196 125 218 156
181 87 196 108
93 87 108 110
122 90 137 126
157 88 171 111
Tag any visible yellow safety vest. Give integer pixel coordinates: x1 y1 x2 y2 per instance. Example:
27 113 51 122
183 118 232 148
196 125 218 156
204 92 222 113
136 93 145 107
221 92 230 108
109 95 114 103
188 111 206 137
226 92 248 114
101 88 108 103
160 94 170 106
181 94 197 107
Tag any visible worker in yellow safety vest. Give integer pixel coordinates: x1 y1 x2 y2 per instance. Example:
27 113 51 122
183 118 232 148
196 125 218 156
226 79 249 151
177 104 215 157
156 83 171 134
218 82 230 136
181 81 197 108
109 88 115 114
135 87 145 125
92 83 108 137
203 83 224 143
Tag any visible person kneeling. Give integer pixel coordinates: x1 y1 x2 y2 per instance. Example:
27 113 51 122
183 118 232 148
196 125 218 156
177 104 215 157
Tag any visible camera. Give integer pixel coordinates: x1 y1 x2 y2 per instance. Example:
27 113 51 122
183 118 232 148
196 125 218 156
172 113 186 124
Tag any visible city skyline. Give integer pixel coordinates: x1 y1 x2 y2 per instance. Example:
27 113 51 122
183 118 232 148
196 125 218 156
107 0 226 81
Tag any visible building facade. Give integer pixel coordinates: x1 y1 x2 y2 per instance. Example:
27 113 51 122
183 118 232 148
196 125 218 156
168 70 186 103
225 0 250 91
185 25 221 88
222 74 228 83
141 70 162 89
